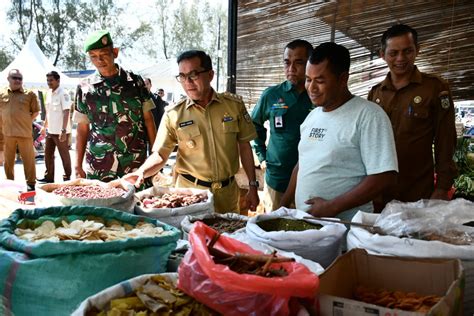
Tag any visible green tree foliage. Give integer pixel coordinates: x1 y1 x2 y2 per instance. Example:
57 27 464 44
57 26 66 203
0 49 12 70
169 1 204 56
3 0 228 81
5 0 152 70
153 0 227 89
7 0 84 67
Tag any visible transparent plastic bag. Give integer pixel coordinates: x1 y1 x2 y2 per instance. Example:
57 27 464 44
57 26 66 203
374 199 474 245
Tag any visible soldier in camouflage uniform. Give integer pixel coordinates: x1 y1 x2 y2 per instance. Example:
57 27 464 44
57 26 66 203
73 30 156 182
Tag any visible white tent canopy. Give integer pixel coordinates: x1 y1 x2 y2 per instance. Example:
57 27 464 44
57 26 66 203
0 33 77 89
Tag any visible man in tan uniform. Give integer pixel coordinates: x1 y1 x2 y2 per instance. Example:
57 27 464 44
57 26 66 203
0 69 40 191
368 24 457 210
0 112 4 166
124 50 260 213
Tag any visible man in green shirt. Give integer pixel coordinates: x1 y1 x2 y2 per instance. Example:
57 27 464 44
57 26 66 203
251 39 314 211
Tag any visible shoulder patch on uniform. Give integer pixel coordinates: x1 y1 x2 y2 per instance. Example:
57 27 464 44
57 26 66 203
243 111 251 123
439 91 451 110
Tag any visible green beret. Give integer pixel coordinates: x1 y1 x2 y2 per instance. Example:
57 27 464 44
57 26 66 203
83 30 113 53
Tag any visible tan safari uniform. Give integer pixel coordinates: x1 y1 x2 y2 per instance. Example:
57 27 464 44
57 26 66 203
0 87 40 186
0 111 4 163
368 66 457 209
153 90 257 213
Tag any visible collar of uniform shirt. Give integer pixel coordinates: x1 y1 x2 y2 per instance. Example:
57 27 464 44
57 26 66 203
8 86 24 93
185 89 220 109
383 65 423 90
91 64 122 85
283 80 296 92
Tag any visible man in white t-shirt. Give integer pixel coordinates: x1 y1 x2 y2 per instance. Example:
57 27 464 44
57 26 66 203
281 42 398 221
38 71 72 183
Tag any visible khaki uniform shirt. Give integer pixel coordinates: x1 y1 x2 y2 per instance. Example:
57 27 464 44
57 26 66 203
154 91 257 182
0 87 40 138
0 112 3 151
368 66 457 203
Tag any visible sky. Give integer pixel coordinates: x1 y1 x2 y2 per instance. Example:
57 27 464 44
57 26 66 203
0 2 11 46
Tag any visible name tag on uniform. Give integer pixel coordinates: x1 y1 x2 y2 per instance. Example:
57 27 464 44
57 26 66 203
223 116 234 122
179 120 194 127
275 116 284 129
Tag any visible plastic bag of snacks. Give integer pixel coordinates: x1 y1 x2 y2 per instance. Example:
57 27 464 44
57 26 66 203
72 273 218 315
0 205 180 316
178 221 319 316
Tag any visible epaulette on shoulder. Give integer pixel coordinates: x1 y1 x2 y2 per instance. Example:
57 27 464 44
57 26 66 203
24 89 36 96
221 91 243 102
172 97 187 108
371 82 382 90
126 69 145 85
422 72 447 84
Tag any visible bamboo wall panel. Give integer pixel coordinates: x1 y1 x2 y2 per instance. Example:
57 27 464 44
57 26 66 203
236 0 474 107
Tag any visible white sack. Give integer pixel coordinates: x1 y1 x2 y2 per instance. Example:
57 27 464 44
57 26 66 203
246 207 346 268
347 209 474 260
71 273 177 316
231 229 324 275
35 178 135 213
181 212 247 240
135 186 214 229
374 199 474 240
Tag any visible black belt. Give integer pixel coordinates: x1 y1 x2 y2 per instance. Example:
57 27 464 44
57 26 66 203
181 173 234 189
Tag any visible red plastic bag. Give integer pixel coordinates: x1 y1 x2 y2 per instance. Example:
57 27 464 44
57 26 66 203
177 221 319 316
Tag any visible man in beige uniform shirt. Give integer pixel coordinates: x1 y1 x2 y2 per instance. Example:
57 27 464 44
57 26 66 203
124 50 260 213
0 69 40 191
0 111 3 166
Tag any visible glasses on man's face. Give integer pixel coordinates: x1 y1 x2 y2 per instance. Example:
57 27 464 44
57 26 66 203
175 69 209 83
10 76 23 81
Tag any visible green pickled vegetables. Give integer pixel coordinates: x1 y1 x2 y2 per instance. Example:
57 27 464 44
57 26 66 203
257 218 322 232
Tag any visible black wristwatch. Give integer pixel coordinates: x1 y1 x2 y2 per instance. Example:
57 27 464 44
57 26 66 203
249 180 259 188
61 128 66 133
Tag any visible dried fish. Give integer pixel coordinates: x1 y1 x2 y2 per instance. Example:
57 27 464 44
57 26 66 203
141 193 207 209
207 233 293 278
194 218 246 234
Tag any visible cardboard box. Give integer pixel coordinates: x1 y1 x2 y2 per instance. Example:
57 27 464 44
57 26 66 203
319 249 464 316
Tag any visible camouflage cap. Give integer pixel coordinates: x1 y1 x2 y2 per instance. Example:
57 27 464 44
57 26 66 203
83 30 113 53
